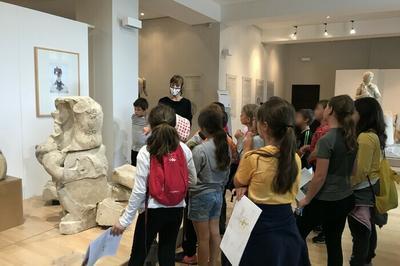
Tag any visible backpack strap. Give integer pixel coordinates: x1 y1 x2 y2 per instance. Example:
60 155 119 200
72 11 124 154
144 165 150 258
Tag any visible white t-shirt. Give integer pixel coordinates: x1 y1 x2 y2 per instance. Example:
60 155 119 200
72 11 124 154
119 142 197 228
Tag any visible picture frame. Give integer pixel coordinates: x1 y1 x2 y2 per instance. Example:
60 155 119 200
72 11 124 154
34 47 80 117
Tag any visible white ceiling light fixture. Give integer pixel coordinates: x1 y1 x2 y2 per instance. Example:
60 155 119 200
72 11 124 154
140 12 145 16
290 26 298 40
350 20 356 34
324 23 329 37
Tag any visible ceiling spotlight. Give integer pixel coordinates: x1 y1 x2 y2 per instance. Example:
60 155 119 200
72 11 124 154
350 20 356 34
290 26 298 40
326 15 331 19
140 12 145 16
324 23 329 37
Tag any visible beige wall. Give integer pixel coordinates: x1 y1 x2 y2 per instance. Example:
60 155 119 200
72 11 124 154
139 17 220 130
264 44 286 99
280 37 400 101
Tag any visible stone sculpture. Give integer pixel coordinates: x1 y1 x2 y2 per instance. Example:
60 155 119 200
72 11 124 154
95 164 136 226
0 150 6 181
35 96 109 234
355 71 381 101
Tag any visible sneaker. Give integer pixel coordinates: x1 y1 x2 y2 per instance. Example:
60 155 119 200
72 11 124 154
181 255 198 265
175 252 198 265
175 251 185 262
312 232 326 244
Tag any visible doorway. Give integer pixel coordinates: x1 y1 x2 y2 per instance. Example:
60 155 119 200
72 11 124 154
291 84 320 110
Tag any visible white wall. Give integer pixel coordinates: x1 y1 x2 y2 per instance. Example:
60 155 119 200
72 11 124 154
77 0 139 169
219 24 266 132
0 2 89 199
335 69 400 115
111 0 139 167
264 44 286 99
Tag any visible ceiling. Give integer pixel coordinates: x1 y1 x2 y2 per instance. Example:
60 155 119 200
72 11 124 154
257 10 400 30
2 0 77 19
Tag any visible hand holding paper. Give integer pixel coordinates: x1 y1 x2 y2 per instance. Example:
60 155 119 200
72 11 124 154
83 228 122 266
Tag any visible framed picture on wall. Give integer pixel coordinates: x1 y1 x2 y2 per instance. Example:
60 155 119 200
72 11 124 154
34 47 80 117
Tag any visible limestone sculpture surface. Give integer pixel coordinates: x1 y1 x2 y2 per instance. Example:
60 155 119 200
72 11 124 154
35 96 109 234
0 150 6 181
355 71 382 101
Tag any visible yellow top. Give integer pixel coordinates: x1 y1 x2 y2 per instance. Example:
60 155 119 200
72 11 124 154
235 145 301 205
352 132 382 187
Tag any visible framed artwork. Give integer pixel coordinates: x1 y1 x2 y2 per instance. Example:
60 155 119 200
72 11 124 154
226 74 237 117
255 79 265 105
242 76 252 106
34 47 80 117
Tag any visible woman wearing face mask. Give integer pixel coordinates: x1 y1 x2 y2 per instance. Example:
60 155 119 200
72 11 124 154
159 75 193 124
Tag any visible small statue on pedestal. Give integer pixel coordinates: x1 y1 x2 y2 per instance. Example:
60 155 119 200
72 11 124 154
355 71 381 101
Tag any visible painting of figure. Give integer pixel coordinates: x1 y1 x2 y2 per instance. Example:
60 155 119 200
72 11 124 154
35 47 80 116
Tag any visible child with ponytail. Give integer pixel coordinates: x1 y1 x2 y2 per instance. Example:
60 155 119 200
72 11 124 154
111 105 197 266
234 97 310 266
297 95 357 266
189 107 231 266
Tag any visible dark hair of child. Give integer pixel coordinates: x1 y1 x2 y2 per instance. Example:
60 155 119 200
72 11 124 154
133 97 149 110
147 105 180 161
317 99 329 109
257 98 299 194
198 108 230 170
355 97 387 150
297 109 314 126
328 95 357 151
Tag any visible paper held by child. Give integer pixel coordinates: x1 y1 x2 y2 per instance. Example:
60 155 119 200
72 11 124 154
296 168 314 202
220 195 262 266
82 228 122 266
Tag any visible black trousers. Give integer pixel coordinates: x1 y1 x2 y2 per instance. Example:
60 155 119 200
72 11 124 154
348 214 377 266
181 201 197 256
129 208 183 266
131 150 139 167
296 195 354 266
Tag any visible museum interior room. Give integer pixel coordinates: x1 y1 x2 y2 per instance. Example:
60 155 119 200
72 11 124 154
1 0 400 265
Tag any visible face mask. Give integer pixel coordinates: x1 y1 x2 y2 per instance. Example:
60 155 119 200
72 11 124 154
170 87 181 96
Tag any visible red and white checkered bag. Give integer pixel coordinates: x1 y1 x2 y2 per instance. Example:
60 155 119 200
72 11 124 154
175 114 191 142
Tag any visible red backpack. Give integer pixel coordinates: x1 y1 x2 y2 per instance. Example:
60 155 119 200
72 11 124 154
148 145 189 206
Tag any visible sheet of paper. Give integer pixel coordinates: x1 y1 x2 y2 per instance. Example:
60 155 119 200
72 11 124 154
83 228 122 266
296 168 314 201
220 196 262 266
218 90 232 108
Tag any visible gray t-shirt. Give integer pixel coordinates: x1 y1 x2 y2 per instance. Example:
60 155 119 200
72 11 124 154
190 139 230 197
131 114 148 151
315 128 356 201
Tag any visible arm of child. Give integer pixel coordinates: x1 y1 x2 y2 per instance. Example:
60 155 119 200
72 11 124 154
112 147 149 235
234 154 256 200
298 137 331 208
182 143 197 186
298 158 328 208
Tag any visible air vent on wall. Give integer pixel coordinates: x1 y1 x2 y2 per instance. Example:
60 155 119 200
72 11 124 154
300 57 311 62
121 17 142 29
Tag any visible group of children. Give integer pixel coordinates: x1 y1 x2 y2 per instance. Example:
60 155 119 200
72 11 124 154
110 74 391 266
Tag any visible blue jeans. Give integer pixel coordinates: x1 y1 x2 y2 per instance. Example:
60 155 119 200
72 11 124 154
189 191 223 222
